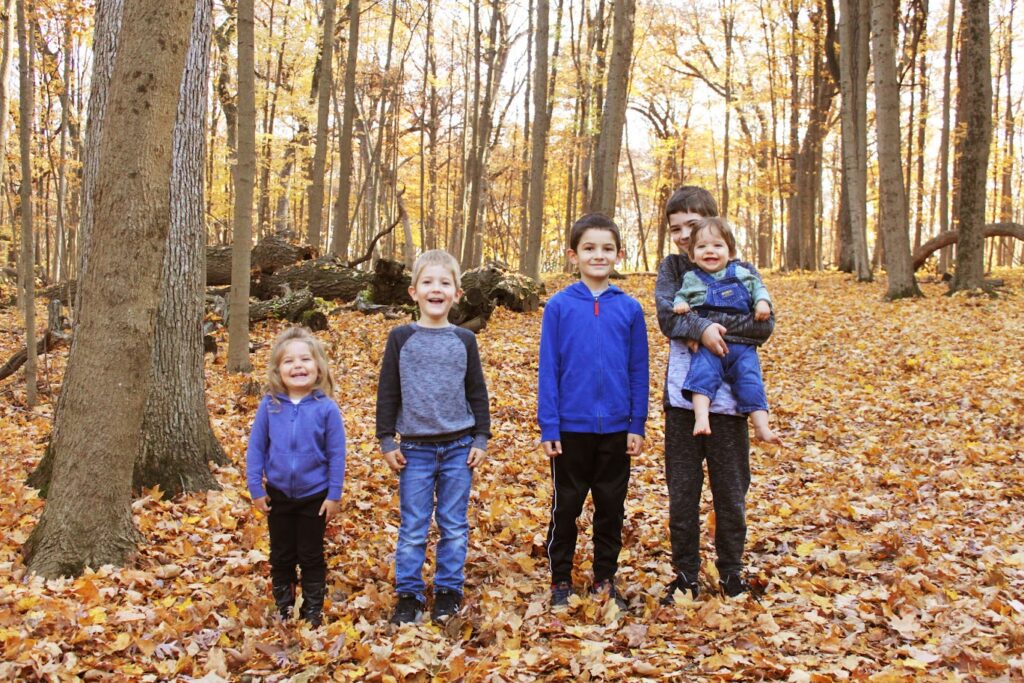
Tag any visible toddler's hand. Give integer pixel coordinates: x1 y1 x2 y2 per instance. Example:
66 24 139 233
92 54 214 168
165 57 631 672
467 447 487 468
252 495 271 513
626 433 644 456
319 498 341 522
754 300 772 321
542 440 562 458
673 301 691 314
382 449 406 472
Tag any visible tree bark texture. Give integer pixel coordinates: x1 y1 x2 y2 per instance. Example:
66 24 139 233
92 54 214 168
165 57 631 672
838 0 872 280
870 0 921 299
134 0 224 496
0 0 14 237
331 0 360 259
521 0 550 279
227 0 255 372
588 0 635 217
305 0 336 252
950 0 992 292
17 0 36 407
23 0 196 578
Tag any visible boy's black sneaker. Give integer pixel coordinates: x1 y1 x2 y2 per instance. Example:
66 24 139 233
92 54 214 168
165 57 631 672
661 571 700 605
431 589 462 622
550 581 573 609
591 579 628 611
390 593 424 625
719 573 750 598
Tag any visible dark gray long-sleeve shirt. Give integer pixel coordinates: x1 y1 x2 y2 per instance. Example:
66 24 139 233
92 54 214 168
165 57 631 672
376 323 491 453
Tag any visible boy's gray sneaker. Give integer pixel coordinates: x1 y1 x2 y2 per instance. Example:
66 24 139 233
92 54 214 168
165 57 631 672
591 579 627 611
550 581 573 609
661 571 700 604
719 573 750 598
390 593 424 625
431 589 462 622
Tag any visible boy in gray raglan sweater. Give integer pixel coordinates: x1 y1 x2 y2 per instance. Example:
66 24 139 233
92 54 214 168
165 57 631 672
376 250 491 626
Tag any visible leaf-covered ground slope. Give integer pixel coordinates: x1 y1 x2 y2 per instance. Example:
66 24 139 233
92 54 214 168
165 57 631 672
1 271 1022 680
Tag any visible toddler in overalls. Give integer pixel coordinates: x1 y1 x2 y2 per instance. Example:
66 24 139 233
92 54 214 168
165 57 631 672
673 217 781 444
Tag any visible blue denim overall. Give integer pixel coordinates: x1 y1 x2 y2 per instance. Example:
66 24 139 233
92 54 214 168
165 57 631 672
683 263 769 414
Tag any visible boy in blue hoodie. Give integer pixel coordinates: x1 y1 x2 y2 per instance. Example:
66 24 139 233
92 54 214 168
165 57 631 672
538 213 649 610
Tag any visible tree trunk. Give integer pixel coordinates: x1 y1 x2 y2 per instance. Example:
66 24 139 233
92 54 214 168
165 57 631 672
870 0 921 299
838 0 872 280
23 0 195 578
520 0 549 279
937 0 955 272
950 0 991 292
588 0 635 217
0 0 12 219
227 0 255 372
305 0 336 252
17 0 36 407
331 0 359 259
134 0 224 496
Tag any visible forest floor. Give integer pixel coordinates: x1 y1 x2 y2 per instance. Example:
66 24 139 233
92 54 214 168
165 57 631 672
0 270 1023 681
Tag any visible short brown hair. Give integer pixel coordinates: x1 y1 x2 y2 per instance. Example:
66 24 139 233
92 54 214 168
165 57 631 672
665 186 719 221
688 217 737 259
569 213 621 251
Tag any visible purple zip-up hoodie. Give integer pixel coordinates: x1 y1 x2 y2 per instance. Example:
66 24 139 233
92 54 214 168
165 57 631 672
246 390 346 501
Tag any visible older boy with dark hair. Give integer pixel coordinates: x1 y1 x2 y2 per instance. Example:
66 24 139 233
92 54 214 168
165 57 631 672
654 187 774 601
539 213 649 611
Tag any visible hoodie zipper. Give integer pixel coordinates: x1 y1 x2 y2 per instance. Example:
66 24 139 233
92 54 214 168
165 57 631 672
594 291 603 431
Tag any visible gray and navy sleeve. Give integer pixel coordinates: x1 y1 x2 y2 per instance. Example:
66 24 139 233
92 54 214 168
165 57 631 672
457 328 491 450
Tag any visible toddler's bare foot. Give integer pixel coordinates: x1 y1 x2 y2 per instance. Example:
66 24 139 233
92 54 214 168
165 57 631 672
754 424 782 445
693 417 712 436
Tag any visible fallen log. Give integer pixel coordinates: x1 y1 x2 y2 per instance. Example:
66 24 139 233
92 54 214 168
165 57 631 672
0 330 67 382
248 287 316 323
207 234 315 286
913 223 1024 271
253 257 371 301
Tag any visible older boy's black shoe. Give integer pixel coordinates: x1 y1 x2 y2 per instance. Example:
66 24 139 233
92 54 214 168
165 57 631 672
550 581 573 609
431 589 462 622
592 579 628 611
390 593 424 625
719 573 749 598
661 572 700 605
272 582 295 620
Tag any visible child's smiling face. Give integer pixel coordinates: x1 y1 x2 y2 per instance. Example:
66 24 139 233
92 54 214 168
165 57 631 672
279 340 319 397
409 264 461 327
691 225 733 273
568 227 623 289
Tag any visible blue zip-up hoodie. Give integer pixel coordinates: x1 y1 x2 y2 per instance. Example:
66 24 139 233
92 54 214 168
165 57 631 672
538 281 649 442
246 390 346 501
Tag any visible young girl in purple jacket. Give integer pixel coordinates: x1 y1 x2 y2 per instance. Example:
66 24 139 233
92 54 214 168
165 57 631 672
246 327 346 627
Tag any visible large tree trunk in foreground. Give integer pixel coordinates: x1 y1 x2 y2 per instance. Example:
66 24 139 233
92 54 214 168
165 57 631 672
134 0 224 496
950 0 992 292
23 0 195 578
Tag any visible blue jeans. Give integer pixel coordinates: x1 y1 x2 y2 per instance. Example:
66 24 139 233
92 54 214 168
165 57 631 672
395 434 474 601
683 343 768 414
